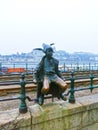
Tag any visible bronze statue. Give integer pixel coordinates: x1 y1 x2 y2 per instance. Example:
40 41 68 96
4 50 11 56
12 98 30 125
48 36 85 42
34 43 68 105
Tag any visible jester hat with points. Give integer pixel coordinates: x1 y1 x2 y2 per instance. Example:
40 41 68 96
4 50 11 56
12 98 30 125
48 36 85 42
33 43 54 53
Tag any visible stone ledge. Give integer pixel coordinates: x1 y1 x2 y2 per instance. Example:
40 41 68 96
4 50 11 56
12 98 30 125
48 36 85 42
0 94 98 130
0 108 31 130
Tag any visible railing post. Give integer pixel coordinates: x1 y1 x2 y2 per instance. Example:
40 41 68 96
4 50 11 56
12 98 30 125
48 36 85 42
13 63 15 69
69 71 75 103
0 62 2 71
19 73 27 113
89 73 94 93
64 63 65 72
26 63 28 72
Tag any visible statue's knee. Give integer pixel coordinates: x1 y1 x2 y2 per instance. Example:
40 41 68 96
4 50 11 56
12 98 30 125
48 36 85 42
61 82 68 91
41 87 50 94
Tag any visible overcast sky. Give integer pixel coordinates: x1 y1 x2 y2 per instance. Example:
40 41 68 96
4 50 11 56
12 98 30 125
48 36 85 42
0 0 98 55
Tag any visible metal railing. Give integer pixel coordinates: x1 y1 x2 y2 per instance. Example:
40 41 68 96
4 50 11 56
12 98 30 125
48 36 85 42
64 72 98 103
0 74 30 113
0 73 53 113
1 62 98 74
0 72 98 114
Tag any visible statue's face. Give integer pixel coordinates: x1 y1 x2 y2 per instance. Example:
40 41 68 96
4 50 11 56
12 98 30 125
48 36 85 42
46 48 53 58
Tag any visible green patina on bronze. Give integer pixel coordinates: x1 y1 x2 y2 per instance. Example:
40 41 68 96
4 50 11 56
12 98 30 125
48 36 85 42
69 71 75 103
34 43 68 105
89 73 94 93
67 72 98 103
19 73 27 113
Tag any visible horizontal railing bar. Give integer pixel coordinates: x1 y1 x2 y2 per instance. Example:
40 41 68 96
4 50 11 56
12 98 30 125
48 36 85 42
0 71 98 113
74 85 98 92
0 97 20 102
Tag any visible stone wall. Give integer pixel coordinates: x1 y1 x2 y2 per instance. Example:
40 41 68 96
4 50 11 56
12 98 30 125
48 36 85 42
0 94 98 130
